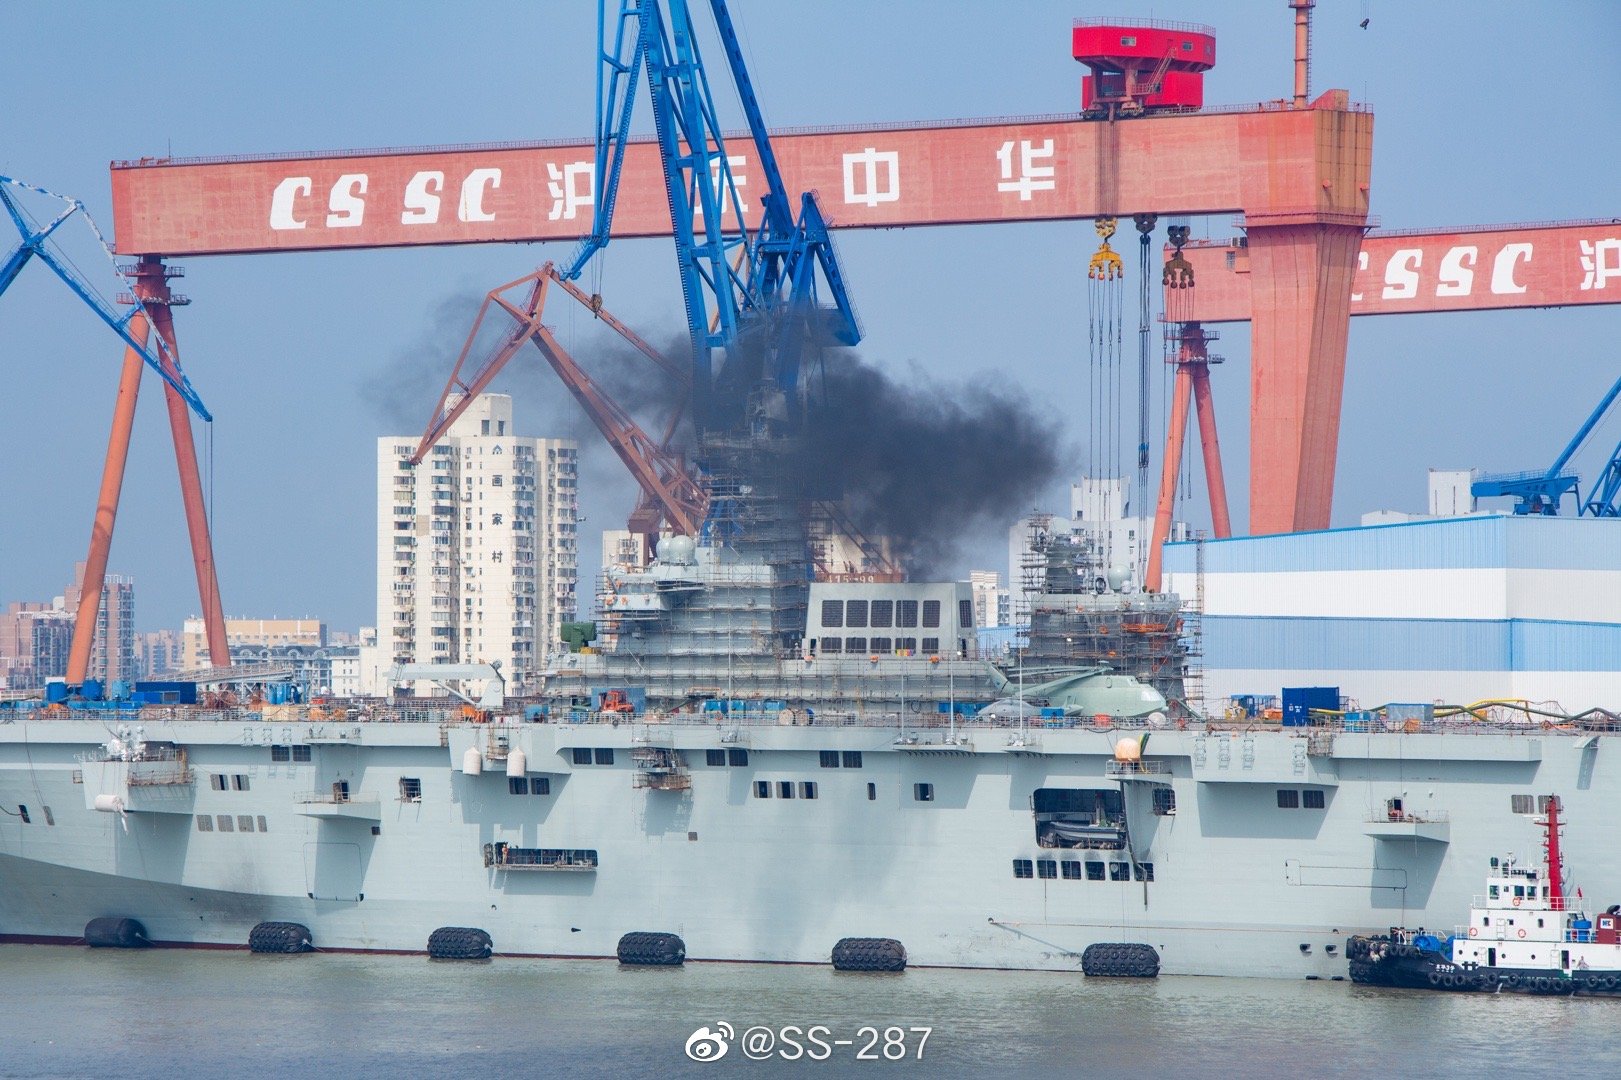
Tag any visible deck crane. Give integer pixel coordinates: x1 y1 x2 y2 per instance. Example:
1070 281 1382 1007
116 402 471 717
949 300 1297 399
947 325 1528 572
573 0 861 437
2 177 227 685
0 177 209 416
1471 374 1621 516
416 0 866 555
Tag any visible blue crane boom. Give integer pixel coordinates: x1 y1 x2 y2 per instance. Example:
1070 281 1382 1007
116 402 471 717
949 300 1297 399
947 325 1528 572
1472 373 1621 517
564 0 859 433
0 176 211 420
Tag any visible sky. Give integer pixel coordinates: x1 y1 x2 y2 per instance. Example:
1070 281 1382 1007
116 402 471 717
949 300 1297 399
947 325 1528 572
2 1 1619 635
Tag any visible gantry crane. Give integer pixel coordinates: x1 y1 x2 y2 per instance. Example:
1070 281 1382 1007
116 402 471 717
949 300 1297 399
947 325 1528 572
0 177 228 685
1471 375 1621 517
417 0 865 555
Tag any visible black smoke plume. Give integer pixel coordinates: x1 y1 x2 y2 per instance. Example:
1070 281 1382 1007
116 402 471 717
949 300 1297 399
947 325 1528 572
797 353 1068 576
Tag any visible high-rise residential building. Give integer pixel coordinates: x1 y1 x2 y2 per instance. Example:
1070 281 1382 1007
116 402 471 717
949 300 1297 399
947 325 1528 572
180 617 326 671
968 570 1008 629
0 602 50 689
376 394 578 694
61 566 136 685
1 567 136 689
138 629 184 678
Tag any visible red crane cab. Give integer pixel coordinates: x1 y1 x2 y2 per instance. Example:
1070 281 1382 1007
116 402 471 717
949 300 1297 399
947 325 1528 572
1073 18 1216 116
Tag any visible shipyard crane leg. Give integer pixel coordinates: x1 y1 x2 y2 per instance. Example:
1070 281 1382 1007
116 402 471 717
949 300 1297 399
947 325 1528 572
1245 222 1363 533
153 296 229 668
66 312 149 684
69 257 229 675
1146 324 1230 593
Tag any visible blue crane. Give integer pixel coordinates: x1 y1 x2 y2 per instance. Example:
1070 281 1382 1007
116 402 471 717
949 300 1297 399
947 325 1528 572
1472 374 1621 517
0 176 210 420
565 0 860 435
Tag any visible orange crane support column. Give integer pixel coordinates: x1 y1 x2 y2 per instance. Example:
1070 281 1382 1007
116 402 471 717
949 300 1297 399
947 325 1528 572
148 294 230 668
65 309 150 685
1145 363 1193 594
1244 222 1364 532
1145 324 1232 593
1190 362 1232 539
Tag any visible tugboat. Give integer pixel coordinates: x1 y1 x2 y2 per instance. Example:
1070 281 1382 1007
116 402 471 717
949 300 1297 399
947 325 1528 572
1348 795 1621 995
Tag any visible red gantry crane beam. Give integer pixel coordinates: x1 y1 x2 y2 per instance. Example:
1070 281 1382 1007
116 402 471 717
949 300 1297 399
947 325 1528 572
110 100 1373 535
1172 219 1621 321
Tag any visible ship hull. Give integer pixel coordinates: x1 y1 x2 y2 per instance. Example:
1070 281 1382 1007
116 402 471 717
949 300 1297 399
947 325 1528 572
3 716 1616 979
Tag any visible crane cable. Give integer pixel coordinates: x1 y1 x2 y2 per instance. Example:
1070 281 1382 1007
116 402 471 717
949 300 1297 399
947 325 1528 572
1087 216 1125 570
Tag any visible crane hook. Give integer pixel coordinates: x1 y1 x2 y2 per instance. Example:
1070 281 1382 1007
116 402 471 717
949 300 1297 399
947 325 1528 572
1089 216 1123 281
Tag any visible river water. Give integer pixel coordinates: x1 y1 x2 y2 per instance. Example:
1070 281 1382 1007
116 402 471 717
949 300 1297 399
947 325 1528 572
1 945 1612 1078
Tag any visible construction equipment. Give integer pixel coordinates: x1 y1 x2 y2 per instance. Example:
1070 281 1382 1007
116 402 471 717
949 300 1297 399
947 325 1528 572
0 177 228 682
389 662 506 710
569 0 861 438
1472 374 1621 516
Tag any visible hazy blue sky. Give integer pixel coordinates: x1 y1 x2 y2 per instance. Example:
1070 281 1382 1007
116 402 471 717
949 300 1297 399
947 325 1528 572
3 1 1618 634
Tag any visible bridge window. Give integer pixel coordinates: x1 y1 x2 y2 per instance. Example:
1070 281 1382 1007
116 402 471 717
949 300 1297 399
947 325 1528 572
820 751 840 768
238 815 255 833
800 782 818 800
217 815 233 832
271 745 290 762
845 637 866 653
958 600 974 628
1303 789 1325 809
400 777 422 802
1013 859 1033 879
233 774 250 791
914 783 935 802
867 782 876 801
821 600 843 627
870 637 892 654
1037 859 1057 880
509 777 529 795
922 637 940 654
1511 794 1534 814
531 777 550 795
1086 861 1105 881
727 748 749 767
1277 789 1300 809
1110 862 1130 881
845 600 868 628
897 600 918 627
1061 861 1083 880
922 600 941 628
821 637 842 654
777 781 794 799
706 749 726 766
1153 788 1177 815
572 748 592 765
754 781 771 799
842 751 862 768
870 600 893 628
196 815 213 832
1134 863 1155 882
594 748 614 765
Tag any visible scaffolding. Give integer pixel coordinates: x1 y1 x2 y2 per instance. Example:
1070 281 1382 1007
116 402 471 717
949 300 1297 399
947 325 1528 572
1017 528 1188 703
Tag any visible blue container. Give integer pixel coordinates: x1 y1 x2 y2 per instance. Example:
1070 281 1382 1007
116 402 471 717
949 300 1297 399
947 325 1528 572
135 681 198 705
1282 686 1339 727
81 678 104 702
45 680 69 704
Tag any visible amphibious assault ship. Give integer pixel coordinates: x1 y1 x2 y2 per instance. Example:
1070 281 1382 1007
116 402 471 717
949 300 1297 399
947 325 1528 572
4 502 1617 979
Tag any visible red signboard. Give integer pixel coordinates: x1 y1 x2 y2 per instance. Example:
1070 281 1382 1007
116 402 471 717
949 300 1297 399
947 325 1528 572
109 106 1370 256
1176 221 1621 319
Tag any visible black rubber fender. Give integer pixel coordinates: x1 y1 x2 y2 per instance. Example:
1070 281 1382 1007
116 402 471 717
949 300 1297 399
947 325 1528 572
1081 942 1159 978
427 926 493 960
831 937 907 972
84 917 149 948
617 931 686 966
248 921 313 954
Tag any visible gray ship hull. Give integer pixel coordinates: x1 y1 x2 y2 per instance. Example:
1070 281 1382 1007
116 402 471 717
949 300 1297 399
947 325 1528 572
1 715 1610 979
